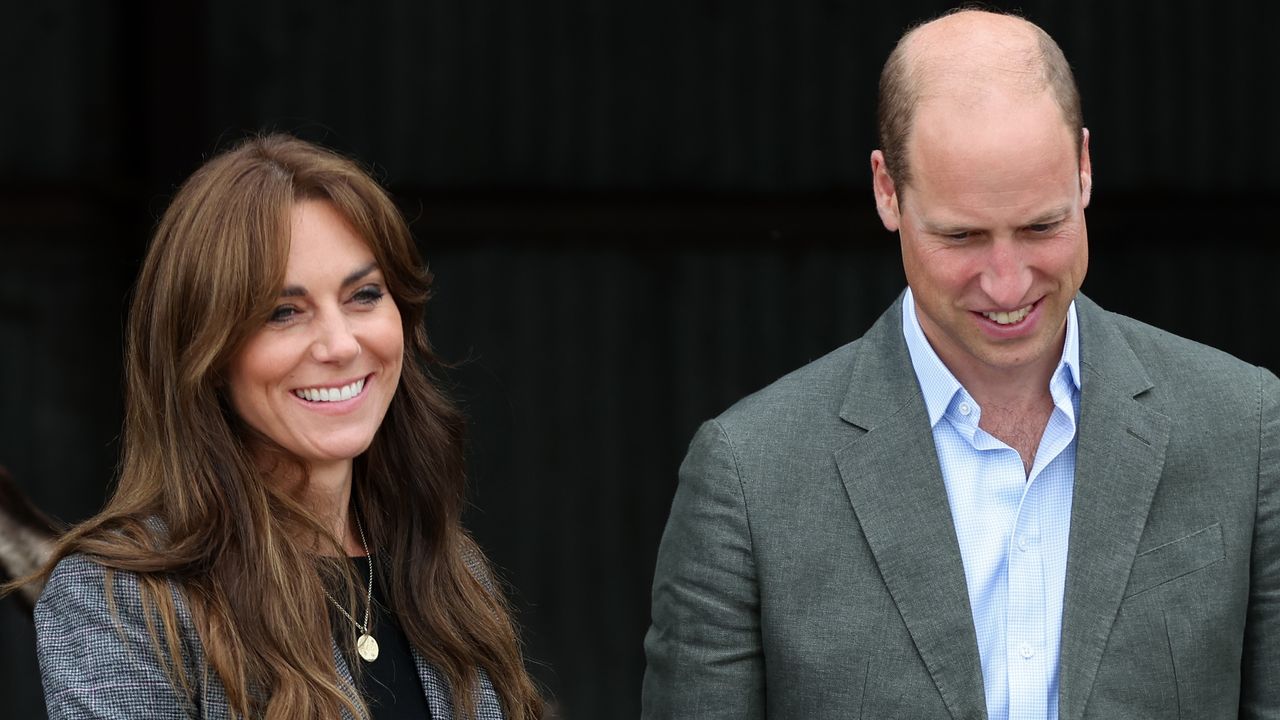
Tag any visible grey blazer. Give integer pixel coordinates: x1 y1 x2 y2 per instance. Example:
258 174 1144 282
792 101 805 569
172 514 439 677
642 293 1280 719
36 553 505 719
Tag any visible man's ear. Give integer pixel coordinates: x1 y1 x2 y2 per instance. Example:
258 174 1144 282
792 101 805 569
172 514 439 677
870 150 901 231
1079 128 1092 209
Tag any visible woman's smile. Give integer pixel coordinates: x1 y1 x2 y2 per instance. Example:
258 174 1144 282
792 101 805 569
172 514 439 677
292 374 370 404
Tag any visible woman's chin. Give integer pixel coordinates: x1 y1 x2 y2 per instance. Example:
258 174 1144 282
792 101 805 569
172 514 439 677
295 436 377 467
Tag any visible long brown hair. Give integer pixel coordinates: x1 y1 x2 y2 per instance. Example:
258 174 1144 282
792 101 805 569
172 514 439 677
28 134 542 719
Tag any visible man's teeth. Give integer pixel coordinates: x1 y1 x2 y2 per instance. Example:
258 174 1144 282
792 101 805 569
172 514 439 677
983 305 1032 325
294 378 365 402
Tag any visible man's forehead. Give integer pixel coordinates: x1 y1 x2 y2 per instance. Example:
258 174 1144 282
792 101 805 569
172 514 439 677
908 91 1075 165
901 88 1083 228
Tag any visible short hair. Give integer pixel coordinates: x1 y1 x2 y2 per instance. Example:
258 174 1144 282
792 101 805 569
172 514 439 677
876 8 1083 187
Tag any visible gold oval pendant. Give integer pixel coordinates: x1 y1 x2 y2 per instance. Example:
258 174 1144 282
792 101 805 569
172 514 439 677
357 633 380 662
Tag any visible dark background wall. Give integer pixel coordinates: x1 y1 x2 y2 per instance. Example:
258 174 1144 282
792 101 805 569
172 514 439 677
2 2 1277 718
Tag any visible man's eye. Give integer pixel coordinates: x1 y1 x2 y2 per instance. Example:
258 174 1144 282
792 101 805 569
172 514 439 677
1027 222 1058 234
944 232 971 241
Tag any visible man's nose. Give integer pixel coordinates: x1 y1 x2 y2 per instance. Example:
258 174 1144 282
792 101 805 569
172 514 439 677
310 311 361 364
978 239 1033 308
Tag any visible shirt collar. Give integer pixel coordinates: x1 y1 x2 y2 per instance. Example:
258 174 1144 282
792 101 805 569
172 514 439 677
901 287 1081 428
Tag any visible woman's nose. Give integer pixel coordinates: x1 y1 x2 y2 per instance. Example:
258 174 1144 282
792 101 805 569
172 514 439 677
310 312 361 364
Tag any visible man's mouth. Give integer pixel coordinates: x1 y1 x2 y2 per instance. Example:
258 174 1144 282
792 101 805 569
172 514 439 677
292 376 367 403
981 304 1033 326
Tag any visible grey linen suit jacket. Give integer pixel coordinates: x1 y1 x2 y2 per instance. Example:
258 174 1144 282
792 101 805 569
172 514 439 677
642 293 1280 719
36 553 506 719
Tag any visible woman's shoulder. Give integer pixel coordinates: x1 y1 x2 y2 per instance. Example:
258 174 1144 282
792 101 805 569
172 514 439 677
38 517 180 610
40 552 132 603
37 551 197 645
36 553 209 718
37 553 148 634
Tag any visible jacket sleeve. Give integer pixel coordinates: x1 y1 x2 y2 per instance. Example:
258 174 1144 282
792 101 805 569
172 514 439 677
35 554 198 720
642 420 765 720
1241 367 1280 718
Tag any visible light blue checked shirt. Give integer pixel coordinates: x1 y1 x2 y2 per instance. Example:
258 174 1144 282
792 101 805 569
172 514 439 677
901 288 1081 720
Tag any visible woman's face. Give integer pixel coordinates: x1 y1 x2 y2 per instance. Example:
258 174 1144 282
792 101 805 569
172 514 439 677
227 199 404 474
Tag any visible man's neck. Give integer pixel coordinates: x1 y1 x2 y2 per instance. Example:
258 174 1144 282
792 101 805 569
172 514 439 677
954 361 1057 414
951 352 1061 476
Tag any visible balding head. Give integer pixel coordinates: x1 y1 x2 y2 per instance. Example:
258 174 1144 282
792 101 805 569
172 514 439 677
876 9 1082 188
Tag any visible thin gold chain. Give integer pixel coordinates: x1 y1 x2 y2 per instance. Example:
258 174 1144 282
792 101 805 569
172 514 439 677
322 512 373 634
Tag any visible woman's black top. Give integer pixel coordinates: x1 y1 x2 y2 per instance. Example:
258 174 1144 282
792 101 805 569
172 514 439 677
347 556 432 720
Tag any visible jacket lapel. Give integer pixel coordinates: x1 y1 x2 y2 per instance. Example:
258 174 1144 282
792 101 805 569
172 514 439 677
1057 296 1170 720
412 651 507 720
834 296 988 720
415 652 453 719
330 638 361 720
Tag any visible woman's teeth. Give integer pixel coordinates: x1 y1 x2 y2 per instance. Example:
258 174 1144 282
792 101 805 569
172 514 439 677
983 305 1032 325
293 378 365 402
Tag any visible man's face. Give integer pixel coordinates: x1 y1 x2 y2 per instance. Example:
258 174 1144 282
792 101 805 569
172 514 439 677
871 90 1092 384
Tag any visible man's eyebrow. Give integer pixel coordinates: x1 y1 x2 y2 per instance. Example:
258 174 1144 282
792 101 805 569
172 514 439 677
1027 207 1072 225
278 262 380 298
918 207 1074 235
920 218 971 235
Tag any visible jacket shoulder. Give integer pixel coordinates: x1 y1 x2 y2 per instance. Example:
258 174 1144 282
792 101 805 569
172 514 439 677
1096 307 1267 388
1080 302 1277 431
712 339 863 449
37 552 135 620
37 551 198 657
36 553 205 719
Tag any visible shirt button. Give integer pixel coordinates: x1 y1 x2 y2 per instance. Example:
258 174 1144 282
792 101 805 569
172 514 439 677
1021 644 1034 659
1018 536 1028 551
959 402 971 416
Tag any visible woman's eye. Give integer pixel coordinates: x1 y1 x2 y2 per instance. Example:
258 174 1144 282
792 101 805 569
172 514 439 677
268 305 298 323
353 285 385 305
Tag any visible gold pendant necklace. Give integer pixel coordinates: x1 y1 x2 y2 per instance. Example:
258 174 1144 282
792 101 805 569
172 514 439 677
356 633 380 662
323 512 379 662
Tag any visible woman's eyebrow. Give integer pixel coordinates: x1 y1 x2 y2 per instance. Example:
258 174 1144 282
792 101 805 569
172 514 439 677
278 262 379 298
341 262 379 288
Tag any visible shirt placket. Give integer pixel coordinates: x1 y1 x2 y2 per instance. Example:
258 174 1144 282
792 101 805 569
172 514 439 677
1006 478 1047 720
